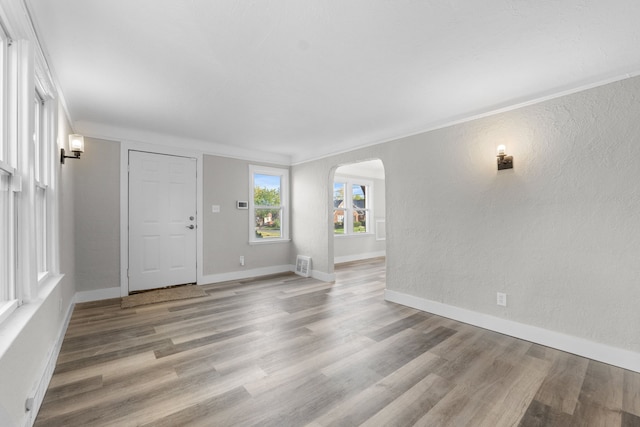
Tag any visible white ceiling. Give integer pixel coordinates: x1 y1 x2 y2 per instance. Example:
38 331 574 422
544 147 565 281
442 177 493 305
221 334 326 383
336 159 385 180
27 0 640 164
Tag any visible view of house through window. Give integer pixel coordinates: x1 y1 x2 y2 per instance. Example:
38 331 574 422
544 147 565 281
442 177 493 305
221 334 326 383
254 173 281 239
333 178 371 235
250 165 289 242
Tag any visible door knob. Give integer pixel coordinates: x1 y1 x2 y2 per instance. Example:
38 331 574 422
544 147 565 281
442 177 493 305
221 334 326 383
189 216 194 220
187 225 195 229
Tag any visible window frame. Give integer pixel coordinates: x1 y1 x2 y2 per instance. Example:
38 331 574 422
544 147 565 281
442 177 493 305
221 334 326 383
0 24 6 165
33 90 49 281
333 175 374 237
0 23 17 321
249 164 290 244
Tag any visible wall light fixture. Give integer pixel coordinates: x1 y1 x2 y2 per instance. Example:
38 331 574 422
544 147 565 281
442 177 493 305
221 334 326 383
496 144 513 170
61 134 85 164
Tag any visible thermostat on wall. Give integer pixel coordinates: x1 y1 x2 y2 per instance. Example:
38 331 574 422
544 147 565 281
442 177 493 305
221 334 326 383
236 201 248 209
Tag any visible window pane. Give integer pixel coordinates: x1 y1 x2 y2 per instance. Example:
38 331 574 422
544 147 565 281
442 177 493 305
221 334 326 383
0 34 5 163
254 174 280 206
353 210 367 233
35 186 47 276
34 95 41 182
254 208 281 239
352 184 366 209
333 182 345 205
333 209 345 234
0 171 11 300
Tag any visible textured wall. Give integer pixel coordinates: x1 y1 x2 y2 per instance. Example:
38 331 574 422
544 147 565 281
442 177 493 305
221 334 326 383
202 155 291 276
292 75 640 353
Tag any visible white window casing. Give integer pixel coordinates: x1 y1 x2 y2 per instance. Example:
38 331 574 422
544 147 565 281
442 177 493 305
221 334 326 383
249 164 290 243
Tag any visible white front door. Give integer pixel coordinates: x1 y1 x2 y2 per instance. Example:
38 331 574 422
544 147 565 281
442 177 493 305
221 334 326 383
128 151 197 292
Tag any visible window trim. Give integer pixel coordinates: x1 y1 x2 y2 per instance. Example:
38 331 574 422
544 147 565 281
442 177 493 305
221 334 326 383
333 175 374 237
0 23 8 166
0 24 16 316
249 164 290 244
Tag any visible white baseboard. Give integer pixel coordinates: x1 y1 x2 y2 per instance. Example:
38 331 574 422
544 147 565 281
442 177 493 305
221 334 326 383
385 289 640 374
334 250 386 264
200 265 336 284
200 265 294 284
25 300 75 427
311 270 336 282
74 287 121 303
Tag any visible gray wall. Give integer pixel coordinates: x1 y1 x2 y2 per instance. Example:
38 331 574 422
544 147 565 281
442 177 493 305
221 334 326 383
72 149 293 292
333 175 386 262
202 155 291 276
292 75 640 353
74 137 120 292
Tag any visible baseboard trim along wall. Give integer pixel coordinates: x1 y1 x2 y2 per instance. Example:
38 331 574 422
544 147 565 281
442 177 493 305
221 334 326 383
75 287 121 303
201 265 294 284
310 270 336 283
334 251 386 265
76 264 336 303
384 289 640 374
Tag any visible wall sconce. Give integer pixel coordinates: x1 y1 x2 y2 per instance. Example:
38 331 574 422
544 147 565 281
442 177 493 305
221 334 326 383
60 134 85 164
496 144 513 170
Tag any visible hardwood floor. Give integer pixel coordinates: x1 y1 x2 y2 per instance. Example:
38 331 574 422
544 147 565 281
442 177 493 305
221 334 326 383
35 258 640 426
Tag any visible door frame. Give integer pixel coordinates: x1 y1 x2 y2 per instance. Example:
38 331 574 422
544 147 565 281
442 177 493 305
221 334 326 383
119 140 203 297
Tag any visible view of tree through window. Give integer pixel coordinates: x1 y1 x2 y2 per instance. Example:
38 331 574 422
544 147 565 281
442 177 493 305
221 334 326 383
333 180 370 234
254 173 282 239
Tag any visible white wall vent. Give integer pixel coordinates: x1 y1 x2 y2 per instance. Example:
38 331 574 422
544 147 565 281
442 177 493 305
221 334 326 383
295 255 311 277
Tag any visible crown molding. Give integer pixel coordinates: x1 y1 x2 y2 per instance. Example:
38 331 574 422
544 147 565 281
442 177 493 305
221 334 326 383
74 121 292 165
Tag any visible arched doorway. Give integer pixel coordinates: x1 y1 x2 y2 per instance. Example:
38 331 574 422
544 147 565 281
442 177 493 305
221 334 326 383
331 159 386 265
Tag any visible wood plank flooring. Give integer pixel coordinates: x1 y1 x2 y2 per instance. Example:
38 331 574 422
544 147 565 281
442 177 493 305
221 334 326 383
35 258 640 426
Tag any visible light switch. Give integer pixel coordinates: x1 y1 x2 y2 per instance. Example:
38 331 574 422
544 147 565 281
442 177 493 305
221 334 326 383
211 205 220 213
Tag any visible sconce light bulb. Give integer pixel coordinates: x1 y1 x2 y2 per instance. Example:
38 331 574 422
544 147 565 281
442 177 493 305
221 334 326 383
69 134 85 153
497 145 506 156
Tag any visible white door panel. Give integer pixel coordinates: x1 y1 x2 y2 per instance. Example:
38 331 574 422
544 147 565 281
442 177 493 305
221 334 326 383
129 151 197 292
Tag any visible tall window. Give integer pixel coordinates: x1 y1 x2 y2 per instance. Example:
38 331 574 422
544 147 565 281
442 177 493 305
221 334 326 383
0 24 16 318
0 25 6 164
333 177 373 235
249 165 289 242
0 170 13 302
34 92 48 280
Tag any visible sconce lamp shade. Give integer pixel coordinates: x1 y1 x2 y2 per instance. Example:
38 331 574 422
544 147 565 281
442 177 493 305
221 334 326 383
69 134 85 153
496 144 513 170
61 134 85 164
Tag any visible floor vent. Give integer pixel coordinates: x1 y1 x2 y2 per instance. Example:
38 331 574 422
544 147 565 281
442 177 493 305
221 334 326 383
295 255 311 277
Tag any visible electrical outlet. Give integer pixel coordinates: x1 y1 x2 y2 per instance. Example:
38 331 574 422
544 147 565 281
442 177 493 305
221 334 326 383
240 256 245 266
497 292 507 307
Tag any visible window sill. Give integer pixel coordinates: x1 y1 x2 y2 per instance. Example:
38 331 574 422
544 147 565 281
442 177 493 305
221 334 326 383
0 300 18 326
334 233 375 238
249 238 291 245
0 274 64 358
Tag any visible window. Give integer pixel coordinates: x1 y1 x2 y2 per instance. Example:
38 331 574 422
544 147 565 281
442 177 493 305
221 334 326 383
333 177 373 235
249 165 289 242
0 25 16 319
0 14 60 324
0 170 14 299
0 25 6 164
34 92 48 280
